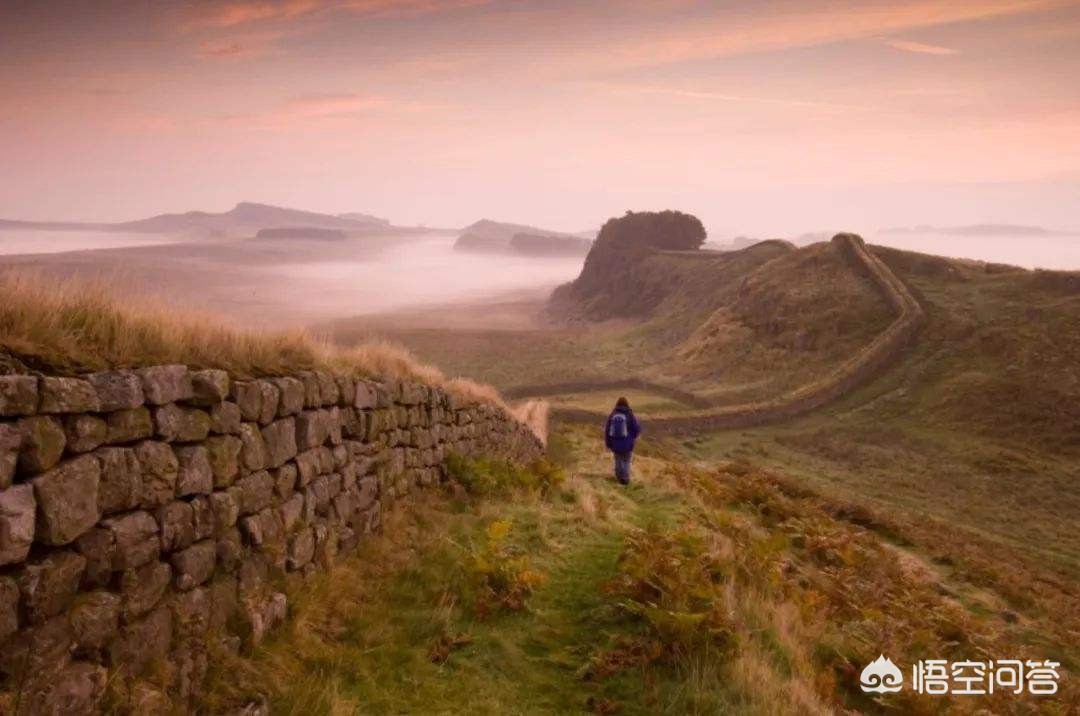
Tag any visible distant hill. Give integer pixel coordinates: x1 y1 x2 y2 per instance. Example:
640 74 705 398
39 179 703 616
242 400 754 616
0 202 416 238
882 223 1078 236
509 233 592 257
255 227 348 240
454 219 580 254
338 212 390 226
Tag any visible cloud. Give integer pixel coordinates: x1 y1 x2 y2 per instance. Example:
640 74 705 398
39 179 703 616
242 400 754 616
586 82 871 112
886 39 961 55
537 0 1064 73
186 0 490 29
281 93 390 117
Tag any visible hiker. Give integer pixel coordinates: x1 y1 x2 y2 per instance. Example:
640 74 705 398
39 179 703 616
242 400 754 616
605 396 641 485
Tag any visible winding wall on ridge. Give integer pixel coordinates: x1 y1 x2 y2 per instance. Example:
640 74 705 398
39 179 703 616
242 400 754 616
529 233 926 433
0 367 542 713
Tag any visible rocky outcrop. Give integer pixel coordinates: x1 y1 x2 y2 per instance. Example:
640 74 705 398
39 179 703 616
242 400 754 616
0 367 541 713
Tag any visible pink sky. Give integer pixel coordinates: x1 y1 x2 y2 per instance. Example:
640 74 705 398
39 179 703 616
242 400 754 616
2 0 1079 235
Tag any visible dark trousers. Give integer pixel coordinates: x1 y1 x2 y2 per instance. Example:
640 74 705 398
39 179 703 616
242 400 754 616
613 452 632 484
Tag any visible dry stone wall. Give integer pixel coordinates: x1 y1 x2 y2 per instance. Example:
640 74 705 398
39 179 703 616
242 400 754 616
0 366 542 713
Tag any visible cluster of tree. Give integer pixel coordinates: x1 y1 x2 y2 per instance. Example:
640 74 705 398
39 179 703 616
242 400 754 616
591 210 706 254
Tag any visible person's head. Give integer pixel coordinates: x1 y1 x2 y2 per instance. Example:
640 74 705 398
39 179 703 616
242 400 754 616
615 396 630 410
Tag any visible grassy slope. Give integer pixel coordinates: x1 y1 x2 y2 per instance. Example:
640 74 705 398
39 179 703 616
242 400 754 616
353 241 895 407
201 427 1077 714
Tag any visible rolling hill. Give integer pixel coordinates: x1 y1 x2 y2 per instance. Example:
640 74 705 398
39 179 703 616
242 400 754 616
0 202 424 239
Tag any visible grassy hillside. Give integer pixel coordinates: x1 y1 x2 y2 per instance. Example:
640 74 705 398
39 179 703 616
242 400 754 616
199 426 1078 714
335 238 1080 581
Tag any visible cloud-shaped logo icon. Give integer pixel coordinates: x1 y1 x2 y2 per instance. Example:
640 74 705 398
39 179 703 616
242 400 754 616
860 655 904 693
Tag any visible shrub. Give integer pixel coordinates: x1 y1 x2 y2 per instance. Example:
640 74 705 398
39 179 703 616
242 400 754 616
466 520 545 619
443 453 565 497
603 523 737 660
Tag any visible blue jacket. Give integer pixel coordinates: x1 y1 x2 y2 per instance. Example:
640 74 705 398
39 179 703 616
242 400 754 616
604 406 641 454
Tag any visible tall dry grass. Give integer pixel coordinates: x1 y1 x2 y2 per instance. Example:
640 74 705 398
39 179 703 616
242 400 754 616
0 273 543 429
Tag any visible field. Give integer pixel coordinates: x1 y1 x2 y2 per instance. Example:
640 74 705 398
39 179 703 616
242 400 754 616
331 240 1080 593
202 426 1079 714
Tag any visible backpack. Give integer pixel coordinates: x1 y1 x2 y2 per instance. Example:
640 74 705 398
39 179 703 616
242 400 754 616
609 413 629 439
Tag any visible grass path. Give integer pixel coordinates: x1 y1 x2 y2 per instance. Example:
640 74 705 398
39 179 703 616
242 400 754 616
203 435 711 714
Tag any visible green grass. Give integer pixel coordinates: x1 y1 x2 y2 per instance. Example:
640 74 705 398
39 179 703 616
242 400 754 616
202 427 1078 714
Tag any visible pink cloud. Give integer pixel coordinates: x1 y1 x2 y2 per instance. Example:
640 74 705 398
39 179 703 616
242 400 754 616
187 0 489 29
887 39 961 55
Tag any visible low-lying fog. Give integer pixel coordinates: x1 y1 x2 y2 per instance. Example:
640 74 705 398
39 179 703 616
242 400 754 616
0 232 586 330
1 226 1077 336
864 230 1080 270
0 229 181 255
263 235 585 320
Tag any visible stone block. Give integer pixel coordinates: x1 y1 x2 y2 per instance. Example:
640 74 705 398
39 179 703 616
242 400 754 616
316 372 339 407
273 463 297 500
203 434 240 488
0 375 38 417
236 470 273 516
257 381 280 425
230 381 263 422
119 560 171 621
271 377 304 417
17 415 66 475
287 528 315 570
175 444 213 496
295 410 326 450
240 507 283 549
297 371 320 408
171 540 216 590
0 576 18 642
279 493 304 532
21 660 107 716
295 449 319 486
94 446 142 515
157 500 195 552
216 528 243 571
134 440 178 508
63 414 107 453
239 423 269 472
70 591 120 651
153 403 210 442
209 401 241 435
105 406 153 444
87 370 144 411
0 484 36 565
135 364 193 405
19 550 86 623
100 510 160 571
0 424 20 489
190 495 214 541
209 490 239 531
108 605 172 675
189 369 229 406
354 380 378 409
262 417 297 468
39 376 100 413
32 455 100 545
336 375 355 407
73 527 114 588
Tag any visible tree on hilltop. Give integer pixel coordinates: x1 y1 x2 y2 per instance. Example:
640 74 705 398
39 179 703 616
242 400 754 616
592 210 706 254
